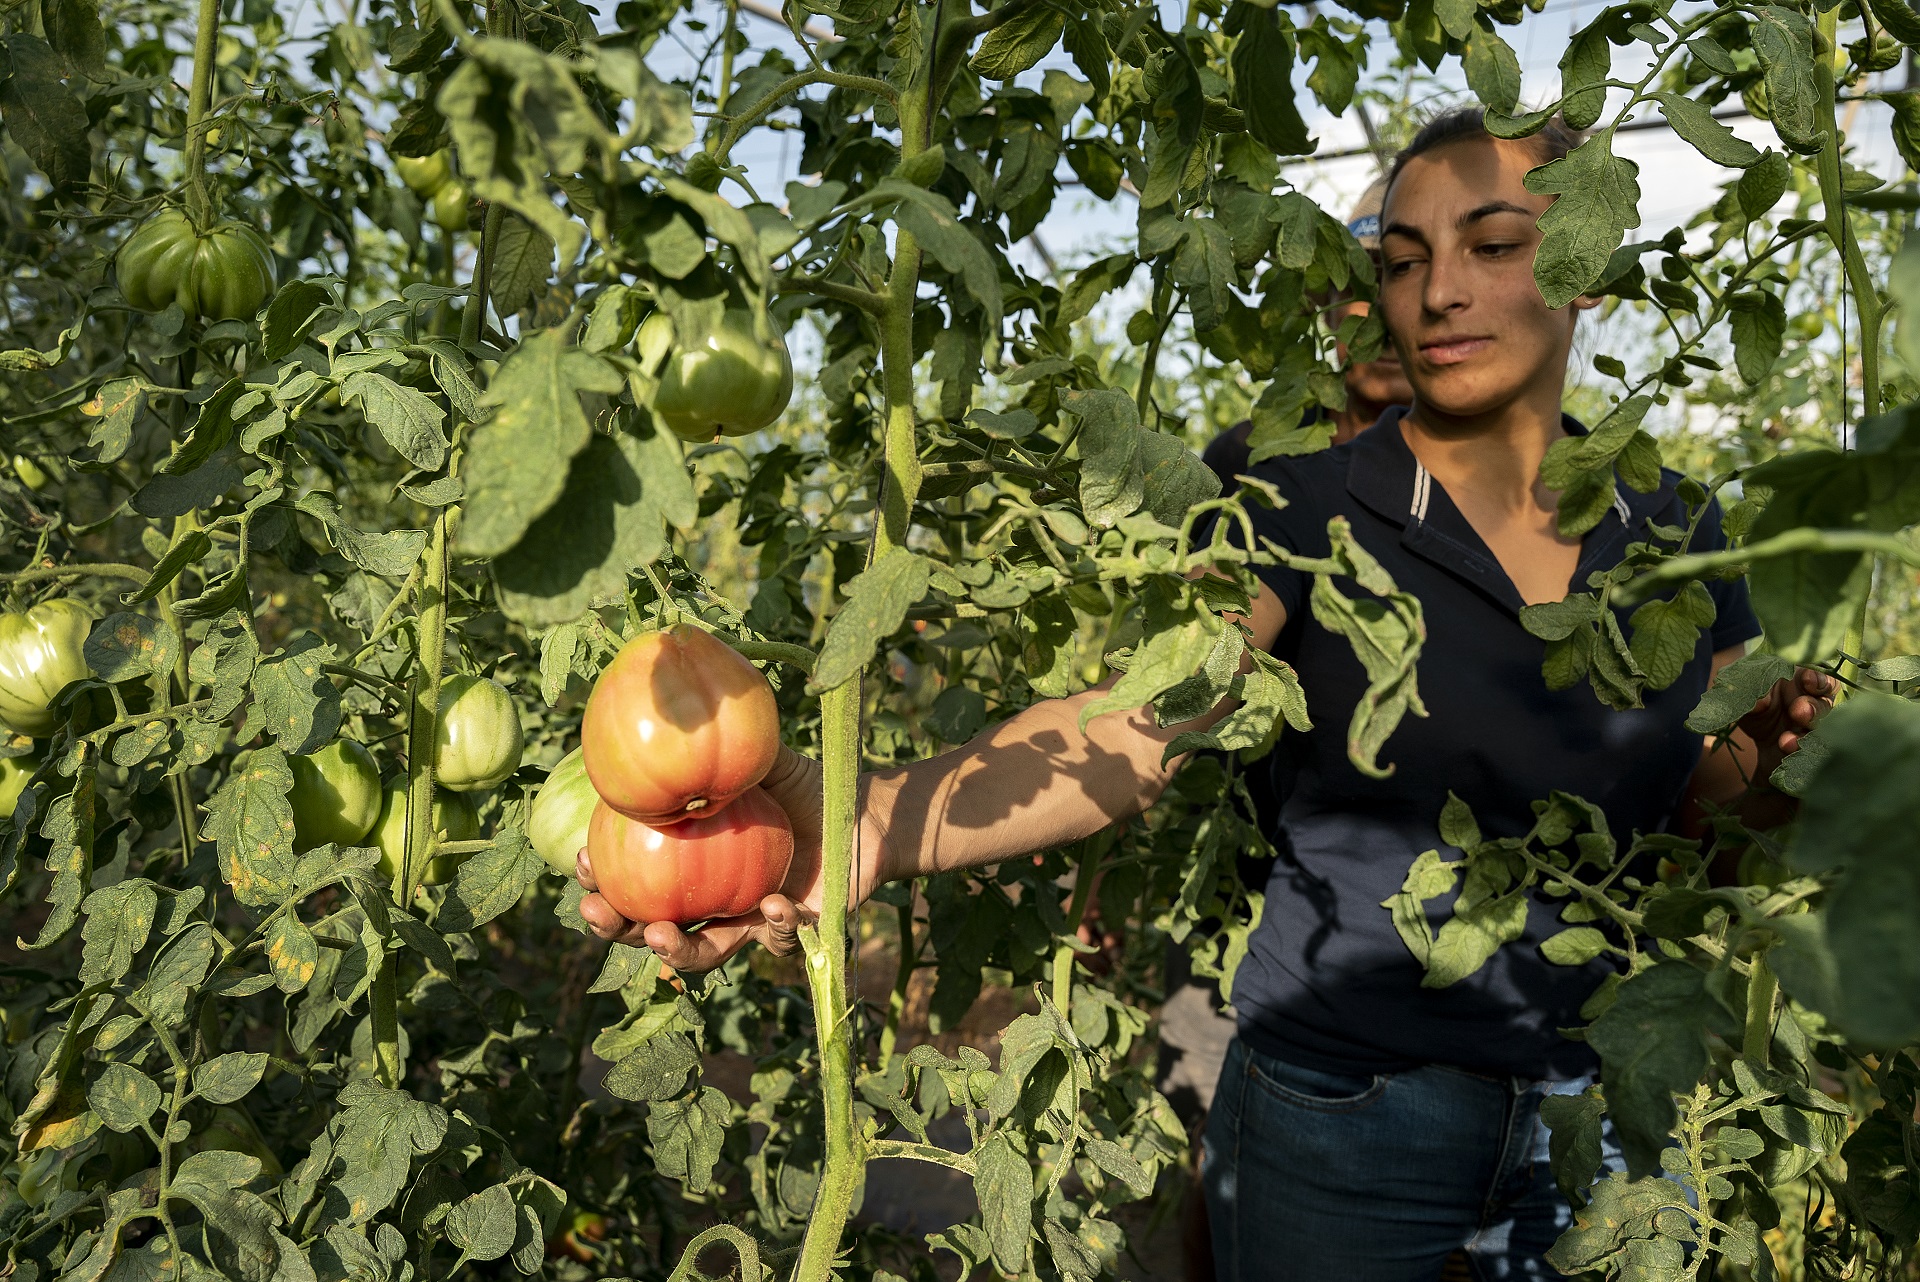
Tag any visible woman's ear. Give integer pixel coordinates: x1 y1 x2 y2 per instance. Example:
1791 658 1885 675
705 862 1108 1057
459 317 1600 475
1571 293 1604 313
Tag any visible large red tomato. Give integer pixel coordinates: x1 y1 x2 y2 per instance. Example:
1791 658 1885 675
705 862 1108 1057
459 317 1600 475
581 625 780 826
586 785 794 925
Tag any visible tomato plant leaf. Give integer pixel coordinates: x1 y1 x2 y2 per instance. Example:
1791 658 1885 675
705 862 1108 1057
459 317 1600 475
972 1132 1035 1275
1526 135 1643 310
205 745 297 907
461 330 622 559
339 371 448 472
1751 7 1823 154
21 761 94 950
1229 8 1309 157
1557 21 1612 130
244 634 342 756
446 1183 519 1261
606 1029 700 1102
1654 93 1763 169
0 35 91 196
84 612 180 682
79 879 157 984
323 1081 450 1226
812 549 930 692
1626 581 1717 691
1728 290 1787 385
1462 27 1522 114
646 1085 730 1193
489 214 557 317
439 825 545 932
1540 1087 1608 1202
1544 1171 1675 1273
132 921 215 1030
1781 694 1920 1045
194 1052 270 1105
969 6 1065 79
493 429 689 629
880 180 1003 351
88 1061 161 1134
265 914 320 993
1588 961 1738 1177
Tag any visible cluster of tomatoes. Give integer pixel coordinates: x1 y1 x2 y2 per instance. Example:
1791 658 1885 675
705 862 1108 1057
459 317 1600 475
290 672 526 888
392 149 473 232
528 624 794 925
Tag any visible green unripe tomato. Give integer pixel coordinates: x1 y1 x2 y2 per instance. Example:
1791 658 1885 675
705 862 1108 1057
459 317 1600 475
116 208 277 322
372 785 482 886
287 739 382 852
430 181 471 232
0 600 94 738
435 675 524 792
11 456 49 491
528 747 597 875
394 149 453 196
640 308 794 443
0 749 44 821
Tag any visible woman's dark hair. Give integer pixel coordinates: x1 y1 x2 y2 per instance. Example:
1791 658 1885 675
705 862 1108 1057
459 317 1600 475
1383 107 1584 201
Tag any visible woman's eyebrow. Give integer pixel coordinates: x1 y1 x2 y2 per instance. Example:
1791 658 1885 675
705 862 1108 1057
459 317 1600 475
1457 200 1534 227
1380 201 1535 244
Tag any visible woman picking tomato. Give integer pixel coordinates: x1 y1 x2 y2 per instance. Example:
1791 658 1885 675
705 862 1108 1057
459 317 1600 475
577 109 1832 1278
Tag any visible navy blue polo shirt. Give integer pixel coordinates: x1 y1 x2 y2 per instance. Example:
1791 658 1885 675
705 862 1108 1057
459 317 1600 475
1228 409 1760 1080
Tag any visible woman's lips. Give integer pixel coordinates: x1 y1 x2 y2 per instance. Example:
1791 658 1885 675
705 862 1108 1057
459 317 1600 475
1419 336 1492 365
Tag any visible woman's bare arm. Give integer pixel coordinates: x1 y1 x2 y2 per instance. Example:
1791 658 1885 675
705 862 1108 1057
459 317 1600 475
578 586 1288 969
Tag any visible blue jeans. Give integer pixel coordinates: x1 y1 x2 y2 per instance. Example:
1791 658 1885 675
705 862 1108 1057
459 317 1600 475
1201 1038 1620 1281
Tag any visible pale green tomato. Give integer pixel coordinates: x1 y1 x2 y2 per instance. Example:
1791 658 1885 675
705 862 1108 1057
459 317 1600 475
0 749 43 821
434 674 524 792
528 747 597 875
0 600 94 737
372 785 481 886
11 456 49 490
641 308 794 442
430 181 471 232
394 149 452 196
287 740 382 852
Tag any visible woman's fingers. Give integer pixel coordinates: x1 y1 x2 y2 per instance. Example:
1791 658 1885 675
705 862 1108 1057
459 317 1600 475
576 890 814 967
578 891 648 944
574 846 598 893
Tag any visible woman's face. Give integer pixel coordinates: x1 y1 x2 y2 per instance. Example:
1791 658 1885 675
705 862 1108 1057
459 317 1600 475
1377 135 1591 421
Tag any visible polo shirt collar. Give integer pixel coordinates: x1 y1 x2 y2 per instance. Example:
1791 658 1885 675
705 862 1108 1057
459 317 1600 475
1344 407 1659 617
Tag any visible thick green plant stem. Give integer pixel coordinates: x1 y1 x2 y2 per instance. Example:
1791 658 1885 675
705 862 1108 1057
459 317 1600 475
182 0 221 224
1052 842 1101 1016
874 227 924 557
792 677 864 1282
1743 951 1777 1069
879 896 914 1070
401 511 450 905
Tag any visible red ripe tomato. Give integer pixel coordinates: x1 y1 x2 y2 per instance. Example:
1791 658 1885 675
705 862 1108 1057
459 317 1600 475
586 785 793 925
581 625 780 826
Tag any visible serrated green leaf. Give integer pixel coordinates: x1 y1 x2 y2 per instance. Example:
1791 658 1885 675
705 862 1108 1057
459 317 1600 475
89 1062 162 1133
85 613 180 682
1526 137 1643 310
647 1086 730 1193
812 549 930 692
970 6 1064 78
206 745 298 907
460 330 622 559
340 371 448 471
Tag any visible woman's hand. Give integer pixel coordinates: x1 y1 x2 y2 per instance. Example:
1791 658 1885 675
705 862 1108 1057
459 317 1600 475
575 745 881 972
1738 667 1835 778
